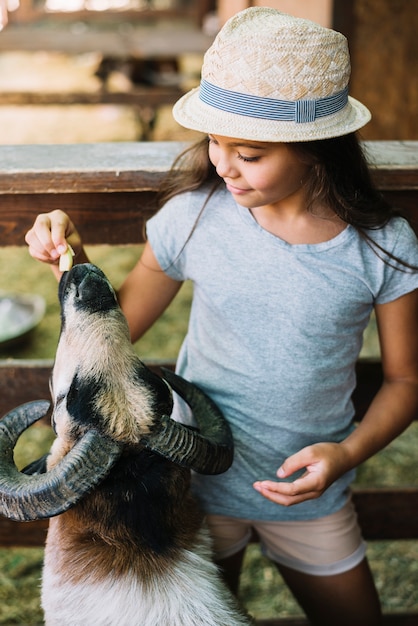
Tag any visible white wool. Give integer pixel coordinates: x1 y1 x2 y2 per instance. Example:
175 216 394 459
42 535 250 626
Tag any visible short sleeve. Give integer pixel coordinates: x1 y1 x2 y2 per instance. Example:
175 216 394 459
375 218 418 304
146 191 199 281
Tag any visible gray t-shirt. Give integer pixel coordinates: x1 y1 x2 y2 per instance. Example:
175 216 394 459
147 184 418 521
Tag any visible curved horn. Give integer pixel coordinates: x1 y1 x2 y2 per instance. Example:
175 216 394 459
142 369 233 475
0 401 122 522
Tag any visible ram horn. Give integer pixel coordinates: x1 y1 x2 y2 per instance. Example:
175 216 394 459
0 400 122 522
142 368 234 475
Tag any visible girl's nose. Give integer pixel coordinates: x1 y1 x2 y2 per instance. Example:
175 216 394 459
215 154 237 179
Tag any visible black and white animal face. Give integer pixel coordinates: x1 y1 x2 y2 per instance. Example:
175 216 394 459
0 263 233 523
50 264 173 452
58 262 119 319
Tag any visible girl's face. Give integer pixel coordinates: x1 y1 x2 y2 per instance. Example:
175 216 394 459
208 134 311 212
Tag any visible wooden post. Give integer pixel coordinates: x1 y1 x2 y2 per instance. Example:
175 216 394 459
217 0 333 27
251 0 333 27
217 0 250 26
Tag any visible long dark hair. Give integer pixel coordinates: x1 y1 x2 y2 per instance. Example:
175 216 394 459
156 137 218 209
292 134 395 229
156 134 416 271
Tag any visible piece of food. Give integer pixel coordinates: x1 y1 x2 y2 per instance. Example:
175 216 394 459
59 244 75 272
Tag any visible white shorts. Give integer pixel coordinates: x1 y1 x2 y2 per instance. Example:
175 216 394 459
206 498 366 576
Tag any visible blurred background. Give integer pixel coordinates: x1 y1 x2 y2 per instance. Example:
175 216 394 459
0 1 417 624
0 0 416 145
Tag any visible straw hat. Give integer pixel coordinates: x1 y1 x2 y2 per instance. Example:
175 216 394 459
173 7 371 142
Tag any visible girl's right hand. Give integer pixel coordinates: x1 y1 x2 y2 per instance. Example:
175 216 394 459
25 209 83 267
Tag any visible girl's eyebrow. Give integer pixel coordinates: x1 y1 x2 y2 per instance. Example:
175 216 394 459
227 142 266 150
208 135 267 150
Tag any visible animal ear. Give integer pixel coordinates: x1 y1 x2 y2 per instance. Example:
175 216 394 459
141 369 234 475
0 401 122 522
133 361 174 415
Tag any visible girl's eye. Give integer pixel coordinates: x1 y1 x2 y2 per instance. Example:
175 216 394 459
237 153 259 163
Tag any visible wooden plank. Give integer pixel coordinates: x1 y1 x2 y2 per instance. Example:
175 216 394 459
8 9 197 24
256 620 308 626
2 191 414 247
256 616 418 626
0 191 156 245
0 360 173 418
383 191 418 230
0 142 184 194
0 361 52 416
0 142 416 243
7 2 208 25
352 359 383 420
0 517 49 547
0 141 415 194
0 359 403 422
0 87 184 107
365 141 418 186
366 140 418 165
0 360 415 428
0 24 213 57
1 487 416 547
352 488 418 540
366 142 418 228
0 361 417 544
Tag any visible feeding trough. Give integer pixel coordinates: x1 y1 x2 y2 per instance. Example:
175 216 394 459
0 292 46 348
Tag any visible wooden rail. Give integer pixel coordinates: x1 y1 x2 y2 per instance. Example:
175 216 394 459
0 23 213 57
0 15 214 123
0 140 417 625
6 0 212 27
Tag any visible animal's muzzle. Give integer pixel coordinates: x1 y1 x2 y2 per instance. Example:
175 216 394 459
59 263 118 313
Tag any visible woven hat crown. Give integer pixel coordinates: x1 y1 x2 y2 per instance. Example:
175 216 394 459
173 7 371 142
203 9 350 102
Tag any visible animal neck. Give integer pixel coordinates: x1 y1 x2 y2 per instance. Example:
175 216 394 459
46 451 204 585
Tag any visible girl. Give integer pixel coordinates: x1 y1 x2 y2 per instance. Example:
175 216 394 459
25 8 418 626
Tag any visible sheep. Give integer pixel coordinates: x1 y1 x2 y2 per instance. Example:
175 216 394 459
0 263 252 626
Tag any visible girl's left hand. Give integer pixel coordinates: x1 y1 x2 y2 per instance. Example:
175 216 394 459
253 442 351 506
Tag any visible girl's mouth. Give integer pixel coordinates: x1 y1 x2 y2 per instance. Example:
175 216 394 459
226 183 251 195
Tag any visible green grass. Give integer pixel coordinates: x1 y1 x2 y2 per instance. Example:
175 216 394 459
0 245 192 362
0 246 417 623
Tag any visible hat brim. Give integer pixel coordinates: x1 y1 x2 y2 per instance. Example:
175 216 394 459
173 87 371 142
